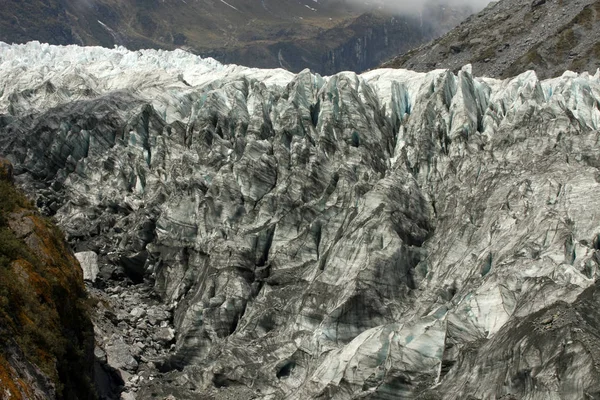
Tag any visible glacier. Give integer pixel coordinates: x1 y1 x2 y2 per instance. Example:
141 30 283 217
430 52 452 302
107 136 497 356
2 41 600 399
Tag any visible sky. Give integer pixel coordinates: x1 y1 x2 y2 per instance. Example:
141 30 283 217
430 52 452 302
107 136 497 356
344 0 493 15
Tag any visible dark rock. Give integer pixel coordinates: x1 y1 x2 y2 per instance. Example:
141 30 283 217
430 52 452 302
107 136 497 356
0 157 13 181
531 0 546 8
119 251 148 283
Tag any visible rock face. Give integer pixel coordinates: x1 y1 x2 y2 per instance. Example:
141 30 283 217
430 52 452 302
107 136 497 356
2 43 600 399
0 159 95 399
383 0 600 80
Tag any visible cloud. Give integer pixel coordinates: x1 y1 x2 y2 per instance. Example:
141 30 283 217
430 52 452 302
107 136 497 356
343 0 493 15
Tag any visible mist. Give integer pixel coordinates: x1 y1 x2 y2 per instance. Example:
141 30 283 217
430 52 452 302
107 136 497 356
344 0 493 15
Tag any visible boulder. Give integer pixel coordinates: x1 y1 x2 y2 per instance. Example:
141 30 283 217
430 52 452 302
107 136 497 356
75 251 99 282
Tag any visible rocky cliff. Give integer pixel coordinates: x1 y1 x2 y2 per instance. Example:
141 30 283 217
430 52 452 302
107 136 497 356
2 42 600 399
0 159 95 399
383 0 600 80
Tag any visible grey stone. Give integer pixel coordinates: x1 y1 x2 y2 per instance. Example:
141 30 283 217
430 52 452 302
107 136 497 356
153 327 175 344
75 251 99 281
106 337 139 371
120 392 136 400
130 307 146 320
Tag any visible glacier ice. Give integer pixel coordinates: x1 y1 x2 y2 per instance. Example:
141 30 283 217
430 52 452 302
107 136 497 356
2 42 600 399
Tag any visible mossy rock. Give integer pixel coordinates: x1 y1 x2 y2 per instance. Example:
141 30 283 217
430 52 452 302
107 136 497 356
0 158 13 182
0 176 96 399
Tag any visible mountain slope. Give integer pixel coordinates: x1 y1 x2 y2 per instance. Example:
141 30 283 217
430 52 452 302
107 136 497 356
3 43 600 399
0 0 471 74
382 0 600 79
0 159 95 399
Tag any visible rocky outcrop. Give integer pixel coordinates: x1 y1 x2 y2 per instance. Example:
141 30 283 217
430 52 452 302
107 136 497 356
0 159 96 399
2 43 600 399
383 0 600 79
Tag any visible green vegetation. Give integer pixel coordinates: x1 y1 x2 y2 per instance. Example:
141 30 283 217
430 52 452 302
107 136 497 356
503 48 545 78
473 46 496 63
571 2 600 29
556 28 577 54
523 49 544 65
573 6 594 28
0 174 95 399
593 41 600 58
0 0 352 52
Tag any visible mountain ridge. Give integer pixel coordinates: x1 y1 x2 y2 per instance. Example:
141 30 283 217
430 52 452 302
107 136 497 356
382 0 600 79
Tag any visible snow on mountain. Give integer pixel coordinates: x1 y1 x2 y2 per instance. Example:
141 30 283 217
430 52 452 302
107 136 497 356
2 42 600 399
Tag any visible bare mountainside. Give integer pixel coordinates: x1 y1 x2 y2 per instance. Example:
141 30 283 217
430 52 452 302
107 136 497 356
383 0 600 79
0 0 472 74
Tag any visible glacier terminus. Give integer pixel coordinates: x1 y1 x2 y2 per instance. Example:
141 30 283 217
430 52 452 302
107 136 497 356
2 42 600 399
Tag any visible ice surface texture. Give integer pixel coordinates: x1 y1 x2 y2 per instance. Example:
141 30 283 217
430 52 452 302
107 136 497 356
2 42 600 399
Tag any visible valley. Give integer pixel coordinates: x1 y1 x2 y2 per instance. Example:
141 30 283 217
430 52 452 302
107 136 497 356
0 0 472 74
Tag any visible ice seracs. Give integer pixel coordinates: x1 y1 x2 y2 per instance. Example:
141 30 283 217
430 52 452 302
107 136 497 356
2 42 600 399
